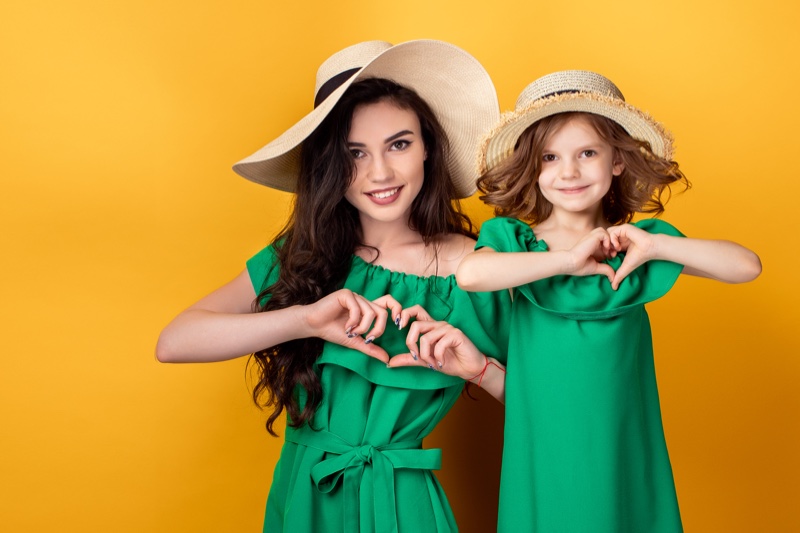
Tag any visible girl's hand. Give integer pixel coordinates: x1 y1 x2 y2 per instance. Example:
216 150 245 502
567 227 616 282
607 224 658 290
388 319 486 380
302 289 397 362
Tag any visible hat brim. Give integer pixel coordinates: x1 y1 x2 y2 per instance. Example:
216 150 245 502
480 91 674 174
233 40 499 199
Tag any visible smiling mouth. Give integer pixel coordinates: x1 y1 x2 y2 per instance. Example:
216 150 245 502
368 187 401 199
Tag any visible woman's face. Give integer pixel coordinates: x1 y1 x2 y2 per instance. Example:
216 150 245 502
344 100 426 228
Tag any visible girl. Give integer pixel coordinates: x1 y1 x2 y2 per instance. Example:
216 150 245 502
456 70 761 532
156 40 509 532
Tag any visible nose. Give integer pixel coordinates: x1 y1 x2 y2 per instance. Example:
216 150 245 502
560 158 579 179
366 153 393 183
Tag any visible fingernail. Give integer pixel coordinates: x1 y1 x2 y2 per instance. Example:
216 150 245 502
437 361 443 369
364 336 375 344
347 332 356 339
411 352 417 360
395 316 401 328
345 326 353 335
428 364 436 371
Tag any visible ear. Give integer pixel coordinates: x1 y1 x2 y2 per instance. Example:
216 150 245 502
612 158 624 177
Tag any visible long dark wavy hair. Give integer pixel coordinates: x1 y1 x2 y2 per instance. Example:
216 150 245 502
250 78 475 436
478 112 690 225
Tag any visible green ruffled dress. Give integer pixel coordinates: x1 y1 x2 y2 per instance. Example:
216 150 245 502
247 245 510 533
476 217 684 533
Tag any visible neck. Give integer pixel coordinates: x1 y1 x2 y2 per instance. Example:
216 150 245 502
545 206 608 232
358 213 424 251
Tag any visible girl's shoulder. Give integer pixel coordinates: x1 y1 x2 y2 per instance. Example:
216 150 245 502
477 217 543 253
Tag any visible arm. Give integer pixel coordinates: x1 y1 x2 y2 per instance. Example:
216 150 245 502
155 270 393 363
456 227 616 292
607 224 762 289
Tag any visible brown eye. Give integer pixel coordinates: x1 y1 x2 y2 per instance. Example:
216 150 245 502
391 140 411 151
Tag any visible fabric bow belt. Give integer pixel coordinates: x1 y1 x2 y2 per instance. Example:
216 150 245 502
286 425 442 533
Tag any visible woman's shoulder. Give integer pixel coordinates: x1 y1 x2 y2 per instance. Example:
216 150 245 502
436 233 476 277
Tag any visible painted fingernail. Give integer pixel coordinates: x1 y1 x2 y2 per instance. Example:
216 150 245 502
395 316 401 327
364 336 375 344
345 326 353 335
428 364 436 371
437 361 443 369
411 352 417 361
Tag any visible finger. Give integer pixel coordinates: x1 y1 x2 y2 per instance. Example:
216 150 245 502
360 298 391 344
398 304 434 329
416 325 450 370
404 320 445 363
595 262 616 285
349 295 378 338
337 290 365 336
372 294 404 329
612 259 637 290
386 352 428 368
338 333 390 363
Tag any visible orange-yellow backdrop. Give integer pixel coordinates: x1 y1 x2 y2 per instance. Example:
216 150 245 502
2 0 797 531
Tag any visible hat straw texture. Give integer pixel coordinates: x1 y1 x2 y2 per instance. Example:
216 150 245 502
481 70 674 174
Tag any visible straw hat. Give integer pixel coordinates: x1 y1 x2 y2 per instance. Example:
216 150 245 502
480 70 674 173
233 40 499 198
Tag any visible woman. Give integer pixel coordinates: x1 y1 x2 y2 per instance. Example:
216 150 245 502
156 40 509 532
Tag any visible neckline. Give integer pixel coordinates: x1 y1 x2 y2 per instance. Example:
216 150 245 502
351 254 456 282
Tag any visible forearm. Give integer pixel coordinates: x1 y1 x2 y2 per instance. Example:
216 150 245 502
457 249 571 291
653 234 762 283
156 305 309 363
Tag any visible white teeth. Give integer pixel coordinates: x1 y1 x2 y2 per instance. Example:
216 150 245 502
370 188 399 199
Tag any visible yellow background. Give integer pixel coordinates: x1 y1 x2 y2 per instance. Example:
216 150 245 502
2 0 797 531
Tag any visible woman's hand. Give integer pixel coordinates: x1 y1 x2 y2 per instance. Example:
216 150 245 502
389 319 486 379
388 317 507 403
301 289 405 362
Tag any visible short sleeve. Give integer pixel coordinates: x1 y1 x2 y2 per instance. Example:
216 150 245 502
476 217 546 253
246 244 280 304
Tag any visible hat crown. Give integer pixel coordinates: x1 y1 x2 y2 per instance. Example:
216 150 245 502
515 70 625 110
314 41 393 99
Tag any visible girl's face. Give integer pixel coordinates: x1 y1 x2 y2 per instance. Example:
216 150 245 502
537 114 624 220
344 100 426 228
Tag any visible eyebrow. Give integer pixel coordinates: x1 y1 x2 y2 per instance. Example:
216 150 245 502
348 130 416 147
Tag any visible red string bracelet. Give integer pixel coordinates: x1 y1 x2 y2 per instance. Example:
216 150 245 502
467 355 506 387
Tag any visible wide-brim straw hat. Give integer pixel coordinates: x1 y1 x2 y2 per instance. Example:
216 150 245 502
480 70 674 173
233 40 499 198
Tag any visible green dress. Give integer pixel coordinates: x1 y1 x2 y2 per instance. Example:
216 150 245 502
476 217 685 533
247 245 510 533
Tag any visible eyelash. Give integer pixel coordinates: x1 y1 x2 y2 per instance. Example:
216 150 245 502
391 140 411 151
350 140 411 159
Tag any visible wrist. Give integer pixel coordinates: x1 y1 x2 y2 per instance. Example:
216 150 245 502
291 304 315 338
467 356 506 387
555 250 577 275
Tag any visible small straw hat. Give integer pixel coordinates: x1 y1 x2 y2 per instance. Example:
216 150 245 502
480 70 674 173
233 40 499 198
